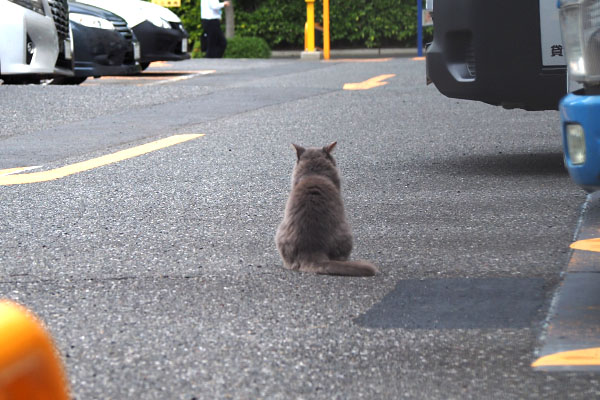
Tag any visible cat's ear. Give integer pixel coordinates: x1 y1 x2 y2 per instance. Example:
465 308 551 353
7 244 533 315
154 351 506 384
292 144 305 160
323 142 337 154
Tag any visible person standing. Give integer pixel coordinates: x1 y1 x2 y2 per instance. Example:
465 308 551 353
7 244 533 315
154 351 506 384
201 0 231 58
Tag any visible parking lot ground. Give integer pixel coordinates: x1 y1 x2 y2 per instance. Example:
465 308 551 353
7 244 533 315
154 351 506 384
1 57 600 398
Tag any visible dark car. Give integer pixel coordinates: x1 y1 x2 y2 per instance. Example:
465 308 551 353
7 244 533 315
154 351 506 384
426 0 567 111
132 17 189 70
52 1 141 84
74 0 190 71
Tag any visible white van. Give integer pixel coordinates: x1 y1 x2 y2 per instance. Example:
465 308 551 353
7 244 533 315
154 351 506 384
73 0 189 70
0 0 73 84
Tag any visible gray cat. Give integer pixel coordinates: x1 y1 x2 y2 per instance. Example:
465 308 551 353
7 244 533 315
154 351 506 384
275 142 378 277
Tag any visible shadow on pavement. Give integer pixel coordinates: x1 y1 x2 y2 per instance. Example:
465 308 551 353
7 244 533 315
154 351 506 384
431 152 567 177
355 277 546 330
137 72 196 77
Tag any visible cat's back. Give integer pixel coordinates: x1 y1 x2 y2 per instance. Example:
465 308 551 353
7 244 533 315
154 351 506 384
287 174 344 220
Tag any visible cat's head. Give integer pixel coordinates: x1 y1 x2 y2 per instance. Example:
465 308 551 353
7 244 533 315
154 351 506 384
290 142 340 188
292 142 337 165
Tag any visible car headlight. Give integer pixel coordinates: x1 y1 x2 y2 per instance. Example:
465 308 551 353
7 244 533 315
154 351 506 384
558 0 600 86
566 123 586 165
147 15 172 30
70 13 115 30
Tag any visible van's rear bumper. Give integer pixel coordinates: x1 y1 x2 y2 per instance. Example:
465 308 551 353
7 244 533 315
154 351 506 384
426 0 566 111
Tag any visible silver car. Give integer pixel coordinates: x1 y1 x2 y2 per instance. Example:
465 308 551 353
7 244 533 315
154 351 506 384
0 0 73 84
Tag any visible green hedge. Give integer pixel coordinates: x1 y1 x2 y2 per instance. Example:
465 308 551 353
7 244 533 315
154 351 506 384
171 0 432 52
224 36 271 58
173 0 204 48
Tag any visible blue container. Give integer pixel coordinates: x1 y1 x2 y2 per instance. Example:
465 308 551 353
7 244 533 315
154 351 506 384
560 92 600 192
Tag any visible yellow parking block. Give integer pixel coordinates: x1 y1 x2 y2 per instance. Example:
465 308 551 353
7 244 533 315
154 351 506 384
570 238 600 253
532 347 600 367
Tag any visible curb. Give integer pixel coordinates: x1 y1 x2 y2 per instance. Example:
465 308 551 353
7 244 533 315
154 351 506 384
271 48 418 59
532 191 600 371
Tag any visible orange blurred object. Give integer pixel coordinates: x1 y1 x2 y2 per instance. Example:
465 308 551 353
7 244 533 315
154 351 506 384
0 300 69 400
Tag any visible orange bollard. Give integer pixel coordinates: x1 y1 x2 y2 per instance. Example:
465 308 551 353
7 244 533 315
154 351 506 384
0 300 69 400
305 0 315 52
323 0 330 60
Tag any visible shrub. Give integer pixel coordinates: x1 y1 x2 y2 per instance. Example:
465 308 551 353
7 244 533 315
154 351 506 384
223 36 271 58
234 1 305 49
234 0 433 49
191 41 204 58
168 0 433 51
172 0 204 50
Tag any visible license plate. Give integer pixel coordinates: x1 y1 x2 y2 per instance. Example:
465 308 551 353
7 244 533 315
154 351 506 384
539 0 565 66
182 39 188 53
64 39 72 60
133 41 141 60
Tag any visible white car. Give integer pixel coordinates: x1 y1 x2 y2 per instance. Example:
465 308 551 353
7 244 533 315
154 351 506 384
74 0 189 70
0 0 73 84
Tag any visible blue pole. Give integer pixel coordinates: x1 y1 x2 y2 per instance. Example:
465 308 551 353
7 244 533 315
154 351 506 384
417 0 423 56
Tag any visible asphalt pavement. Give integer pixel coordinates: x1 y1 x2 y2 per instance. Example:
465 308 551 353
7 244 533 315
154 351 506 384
0 57 598 399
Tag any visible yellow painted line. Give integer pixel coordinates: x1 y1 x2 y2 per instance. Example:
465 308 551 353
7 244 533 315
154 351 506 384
343 74 396 90
532 347 600 367
412 56 425 60
143 71 216 87
149 61 172 67
83 71 216 87
570 238 600 252
91 70 215 81
0 166 42 177
0 134 204 186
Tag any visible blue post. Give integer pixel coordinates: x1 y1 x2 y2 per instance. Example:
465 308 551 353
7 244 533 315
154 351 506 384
417 0 423 56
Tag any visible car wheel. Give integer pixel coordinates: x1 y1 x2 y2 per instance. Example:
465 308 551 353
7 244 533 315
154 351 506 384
140 62 150 71
49 76 88 85
1 76 41 85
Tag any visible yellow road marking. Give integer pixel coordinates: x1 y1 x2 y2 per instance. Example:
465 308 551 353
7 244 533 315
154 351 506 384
93 71 214 81
149 61 172 67
570 238 600 252
82 70 216 86
0 166 42 177
343 74 396 90
0 134 203 186
412 56 426 61
532 347 600 367
143 71 215 86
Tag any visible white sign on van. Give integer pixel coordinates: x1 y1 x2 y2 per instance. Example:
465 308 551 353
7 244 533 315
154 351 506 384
539 0 565 66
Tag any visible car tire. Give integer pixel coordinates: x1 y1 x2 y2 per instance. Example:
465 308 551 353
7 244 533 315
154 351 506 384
49 76 88 85
1 76 41 85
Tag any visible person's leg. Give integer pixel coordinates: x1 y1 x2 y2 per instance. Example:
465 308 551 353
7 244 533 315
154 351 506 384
200 19 209 53
203 19 220 58
215 21 227 58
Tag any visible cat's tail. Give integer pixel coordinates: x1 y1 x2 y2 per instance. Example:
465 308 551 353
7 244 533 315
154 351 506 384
302 260 378 277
